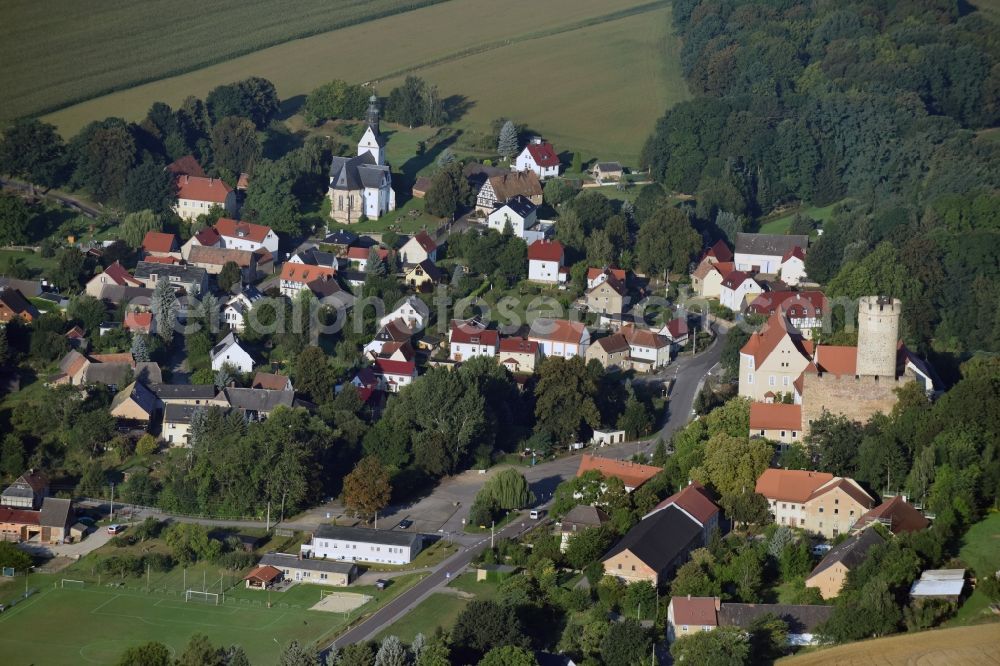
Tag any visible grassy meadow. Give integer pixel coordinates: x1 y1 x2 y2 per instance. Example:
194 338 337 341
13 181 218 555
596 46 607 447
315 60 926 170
39 0 684 163
0 0 446 121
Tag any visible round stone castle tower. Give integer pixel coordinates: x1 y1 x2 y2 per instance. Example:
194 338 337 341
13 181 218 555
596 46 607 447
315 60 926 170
856 296 901 378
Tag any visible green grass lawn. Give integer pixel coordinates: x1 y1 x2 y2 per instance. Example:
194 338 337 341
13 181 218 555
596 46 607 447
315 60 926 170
949 512 1000 626
447 572 502 600
375 592 469 643
758 201 843 234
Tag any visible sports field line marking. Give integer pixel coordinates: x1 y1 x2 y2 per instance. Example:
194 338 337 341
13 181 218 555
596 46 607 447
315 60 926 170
0 587 53 624
89 594 120 614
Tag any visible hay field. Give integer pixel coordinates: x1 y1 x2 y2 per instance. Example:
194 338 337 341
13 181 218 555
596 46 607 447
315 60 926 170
41 0 684 162
0 0 445 121
780 624 1000 666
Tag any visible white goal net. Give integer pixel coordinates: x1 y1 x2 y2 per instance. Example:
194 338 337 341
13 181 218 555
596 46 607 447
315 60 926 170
185 590 220 604
60 579 85 588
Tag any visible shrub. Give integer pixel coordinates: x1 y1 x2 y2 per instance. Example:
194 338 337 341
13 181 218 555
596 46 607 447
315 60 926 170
141 552 174 572
215 550 256 570
135 434 157 456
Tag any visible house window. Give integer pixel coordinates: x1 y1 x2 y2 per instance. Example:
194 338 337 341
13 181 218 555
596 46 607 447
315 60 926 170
631 565 635 571
834 499 839 505
617 564 622 570
819 507 824 513
682 626 689 632
747 373 754 384
782 503 787 509
780 430 786 437
769 376 776 386
834 509 839 514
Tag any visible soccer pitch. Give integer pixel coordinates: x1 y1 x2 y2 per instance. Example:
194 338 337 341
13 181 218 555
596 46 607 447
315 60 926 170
0 581 386 665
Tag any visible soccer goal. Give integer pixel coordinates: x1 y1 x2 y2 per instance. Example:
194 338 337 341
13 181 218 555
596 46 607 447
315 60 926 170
185 590 220 605
60 579 85 588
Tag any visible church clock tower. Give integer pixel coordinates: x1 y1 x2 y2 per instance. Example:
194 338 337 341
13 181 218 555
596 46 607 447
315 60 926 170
358 94 386 166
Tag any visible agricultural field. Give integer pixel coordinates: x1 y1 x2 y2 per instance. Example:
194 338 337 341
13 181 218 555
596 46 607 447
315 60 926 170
780 624 1000 665
39 0 684 163
0 0 446 121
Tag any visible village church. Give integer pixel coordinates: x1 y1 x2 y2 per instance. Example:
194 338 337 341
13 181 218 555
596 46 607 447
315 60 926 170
327 95 396 223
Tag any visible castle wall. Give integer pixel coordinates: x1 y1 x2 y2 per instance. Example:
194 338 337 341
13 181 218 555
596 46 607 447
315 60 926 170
857 296 901 378
802 371 914 434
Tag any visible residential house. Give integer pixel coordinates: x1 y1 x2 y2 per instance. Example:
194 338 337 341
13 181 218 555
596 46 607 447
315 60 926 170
591 162 623 182
373 341 414 363
133 262 208 296
173 174 236 221
734 233 809 275
109 381 160 425
476 171 543 212
123 311 154 335
667 596 719 642
187 245 265 281
372 359 417 393
224 387 294 421
719 270 764 311
345 245 389 272
559 505 610 551
141 231 180 260
738 311 813 403
212 218 280 255
278 263 336 298
660 318 689 350
587 267 626 290
323 229 358 251
749 402 803 447
363 319 414 357
161 403 202 446
223 285 265 332
1 470 49 509
210 332 254 374
909 570 965 602
780 247 807 286
404 260 444 290
667 596 833 646
621 325 670 370
591 429 626 446
379 296 427 330
301 524 423 565
259 552 357 586
643 482 720 543
180 226 222 259
701 239 734 265
487 195 546 242
498 337 540 374
252 372 293 392
755 469 875 538
746 291 827 337
576 454 662 493
0 288 39 323
806 529 885 599
399 231 438 265
689 258 735 300
528 318 589 359
0 496 73 544
602 505 703 586
449 318 499 362
586 334 631 370
84 260 144 298
585 271 626 316
514 137 560 180
852 495 929 535
528 240 567 284
150 383 227 406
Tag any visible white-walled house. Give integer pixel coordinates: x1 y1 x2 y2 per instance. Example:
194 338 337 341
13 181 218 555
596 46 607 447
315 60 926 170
301 525 423 565
373 358 417 393
379 296 427 330
173 175 235 221
734 233 808 274
487 195 538 239
528 239 567 284
780 247 807 286
210 332 254 374
514 138 560 180
214 218 280 255
528 319 590 359
449 319 499 361
223 285 265 332
719 271 764 311
399 231 438 266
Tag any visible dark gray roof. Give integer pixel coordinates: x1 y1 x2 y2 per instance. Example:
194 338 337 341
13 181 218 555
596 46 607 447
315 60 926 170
150 384 221 401
313 524 422 550
562 505 610 531
809 529 885 578
719 603 833 634
339 270 367 283
162 403 206 424
495 194 536 218
735 233 809 257
224 387 294 414
329 153 389 191
409 259 444 282
324 230 358 245
134 261 208 283
39 497 72 529
210 332 244 361
83 362 162 387
596 162 623 171
1 486 34 501
260 552 357 575
602 505 701 574
0 278 42 298
98 284 153 305
294 248 338 268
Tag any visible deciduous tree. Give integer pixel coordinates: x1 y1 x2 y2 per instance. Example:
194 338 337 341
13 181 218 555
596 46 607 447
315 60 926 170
343 455 392 519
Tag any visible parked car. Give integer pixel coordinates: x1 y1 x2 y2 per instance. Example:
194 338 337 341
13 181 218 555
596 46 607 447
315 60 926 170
106 524 125 535
811 543 832 556
398 519 413 529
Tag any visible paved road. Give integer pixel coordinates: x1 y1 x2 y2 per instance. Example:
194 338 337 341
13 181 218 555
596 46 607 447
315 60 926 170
658 326 727 441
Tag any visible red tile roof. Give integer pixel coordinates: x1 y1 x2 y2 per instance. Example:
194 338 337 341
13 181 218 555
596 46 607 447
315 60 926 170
410 231 437 253
650 482 719 525
101 261 143 288
853 496 929 534
450 320 499 346
528 318 587 344
811 345 857 376
749 403 802 431
166 155 207 178
587 267 626 283
747 291 827 319
175 174 232 203
705 239 733 263
782 246 806 263
244 565 282 584
740 311 812 367
252 372 290 391
373 359 416 377
528 239 564 262
280 264 336 284
576 454 662 490
0 506 40 525
499 337 538 354
142 255 179 264
721 270 755 290
123 311 153 333
524 141 560 167
214 218 271 244
142 231 177 254
755 469 834 503
621 324 669 349
194 227 222 246
670 596 719 627
665 318 689 339
347 246 389 261
90 352 134 365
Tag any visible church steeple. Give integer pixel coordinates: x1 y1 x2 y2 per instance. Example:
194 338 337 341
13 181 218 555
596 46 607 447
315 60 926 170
366 94 381 136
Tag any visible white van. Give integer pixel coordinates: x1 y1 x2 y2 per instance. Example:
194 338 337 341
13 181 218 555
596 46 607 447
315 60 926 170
529 509 543 520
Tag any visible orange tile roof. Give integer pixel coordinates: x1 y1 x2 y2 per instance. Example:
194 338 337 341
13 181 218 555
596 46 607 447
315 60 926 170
749 403 802 431
650 482 719 524
141 255 179 264
740 311 811 367
499 337 538 354
853 495 929 534
808 477 874 509
621 324 669 349
280 263 336 284
175 174 232 203
528 239 564 262
755 469 834 503
90 352 134 365
142 231 177 254
670 596 719 627
251 372 290 391
587 267 626 282
244 565 282 584
528 318 587 344
123 311 153 333
214 218 271 244
576 454 662 489
811 345 857 376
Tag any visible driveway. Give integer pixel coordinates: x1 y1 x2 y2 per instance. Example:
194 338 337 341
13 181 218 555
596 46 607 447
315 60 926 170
18 526 111 561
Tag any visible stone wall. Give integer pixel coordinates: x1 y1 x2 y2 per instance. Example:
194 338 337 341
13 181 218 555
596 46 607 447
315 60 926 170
802 370 914 434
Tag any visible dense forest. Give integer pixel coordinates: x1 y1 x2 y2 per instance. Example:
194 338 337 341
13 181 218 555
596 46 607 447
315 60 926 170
641 0 1000 358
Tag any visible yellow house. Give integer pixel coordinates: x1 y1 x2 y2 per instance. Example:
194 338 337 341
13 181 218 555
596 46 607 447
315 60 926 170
404 260 444 291
689 258 733 299
806 529 885 599
739 312 813 403
109 381 159 423
602 505 703 586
